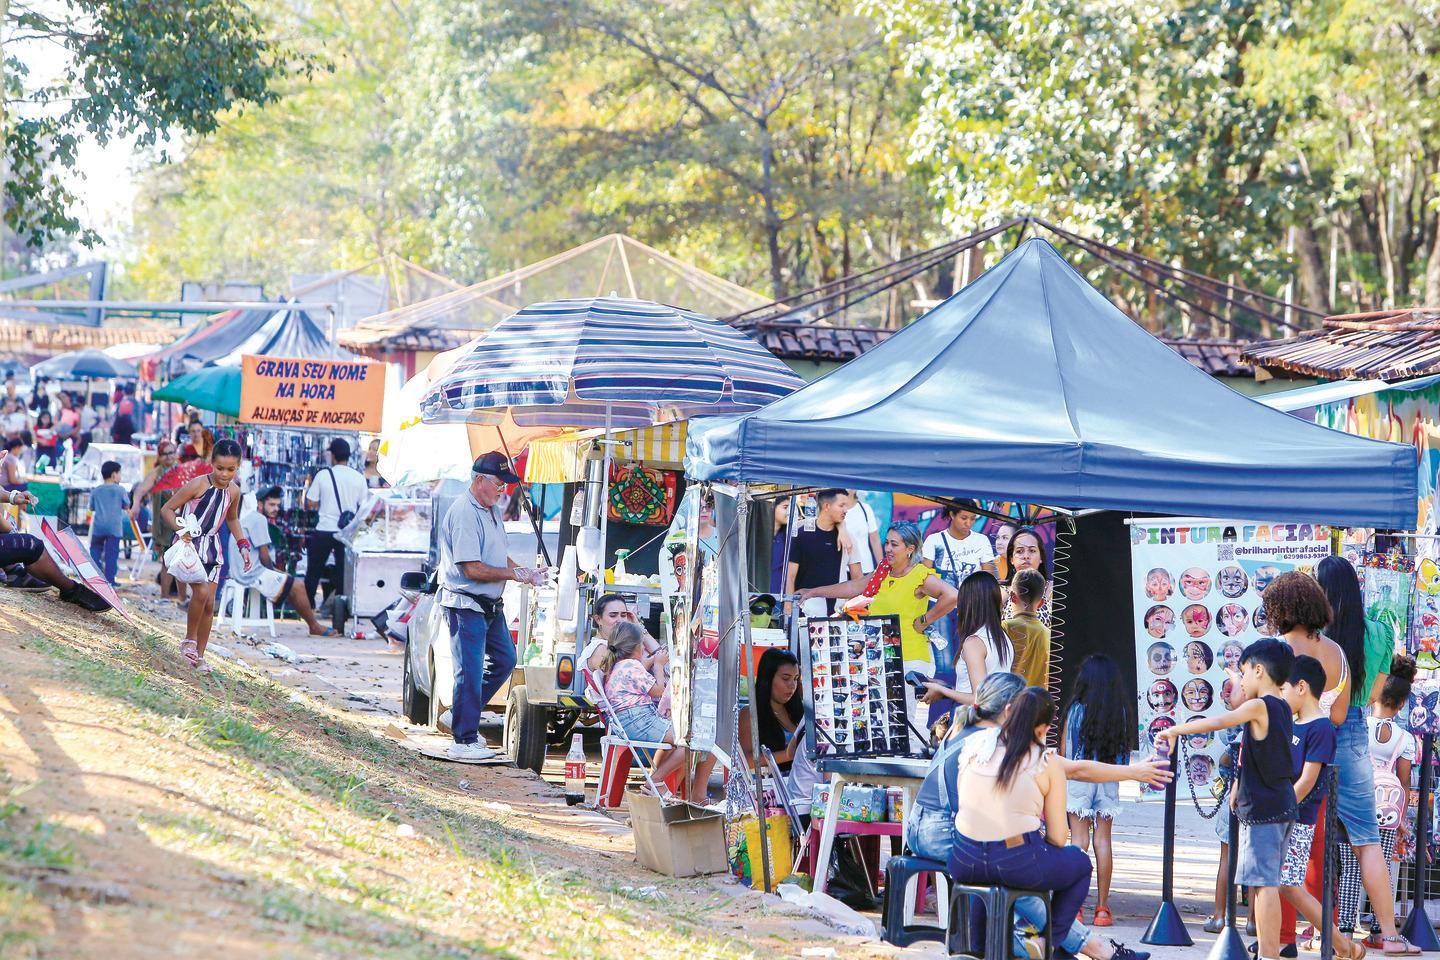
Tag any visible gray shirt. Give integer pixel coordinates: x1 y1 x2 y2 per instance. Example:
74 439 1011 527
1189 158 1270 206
438 491 511 611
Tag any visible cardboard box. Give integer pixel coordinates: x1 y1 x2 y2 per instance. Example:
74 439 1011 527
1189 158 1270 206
628 790 728 878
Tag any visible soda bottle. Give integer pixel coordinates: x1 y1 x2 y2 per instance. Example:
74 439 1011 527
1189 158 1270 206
564 733 586 806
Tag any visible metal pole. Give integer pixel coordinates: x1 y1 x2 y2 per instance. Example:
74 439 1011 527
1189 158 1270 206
1143 745 1194 945
1207 794 1249 960
736 488 772 892
1321 770 1337 960
1402 732 1440 950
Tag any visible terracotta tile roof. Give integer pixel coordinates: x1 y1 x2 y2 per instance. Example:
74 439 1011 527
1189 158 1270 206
0 320 175 351
755 322 1257 377
1242 309 1440 380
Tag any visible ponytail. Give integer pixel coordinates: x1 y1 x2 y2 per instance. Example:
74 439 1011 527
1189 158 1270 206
953 671 1025 731
995 687 1055 789
601 621 646 675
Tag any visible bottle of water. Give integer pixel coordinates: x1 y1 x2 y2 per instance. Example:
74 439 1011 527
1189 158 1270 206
564 733 586 806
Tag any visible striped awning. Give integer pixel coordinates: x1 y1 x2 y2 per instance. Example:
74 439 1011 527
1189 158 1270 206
525 422 688 483
420 296 803 427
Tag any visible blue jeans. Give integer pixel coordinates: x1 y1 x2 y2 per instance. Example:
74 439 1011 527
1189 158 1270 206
929 640 958 727
445 605 517 745
89 534 119 585
948 831 1094 955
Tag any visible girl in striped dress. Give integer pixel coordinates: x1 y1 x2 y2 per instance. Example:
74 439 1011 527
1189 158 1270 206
162 438 252 673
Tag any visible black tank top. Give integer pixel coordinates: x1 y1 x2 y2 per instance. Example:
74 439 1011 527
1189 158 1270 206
1236 694 1297 824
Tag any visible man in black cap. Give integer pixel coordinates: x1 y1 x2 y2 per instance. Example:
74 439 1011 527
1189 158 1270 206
304 437 368 608
436 451 546 761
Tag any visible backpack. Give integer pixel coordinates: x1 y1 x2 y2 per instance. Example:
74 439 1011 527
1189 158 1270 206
1370 718 1408 829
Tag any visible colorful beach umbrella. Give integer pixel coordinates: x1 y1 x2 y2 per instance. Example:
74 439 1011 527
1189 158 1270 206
418 296 803 428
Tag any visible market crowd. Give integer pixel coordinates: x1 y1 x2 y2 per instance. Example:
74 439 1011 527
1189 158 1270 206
0 370 384 649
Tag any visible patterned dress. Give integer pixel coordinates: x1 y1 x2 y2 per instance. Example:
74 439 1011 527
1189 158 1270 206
182 481 233 582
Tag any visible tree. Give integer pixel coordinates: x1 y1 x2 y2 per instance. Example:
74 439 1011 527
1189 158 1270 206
412 0 937 304
867 0 1303 332
120 0 434 298
1246 0 1440 308
3 0 307 252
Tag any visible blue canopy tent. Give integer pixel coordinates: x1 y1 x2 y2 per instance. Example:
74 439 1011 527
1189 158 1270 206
688 239 1417 529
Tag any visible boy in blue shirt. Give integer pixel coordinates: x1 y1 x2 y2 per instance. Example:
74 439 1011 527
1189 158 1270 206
88 460 129 586
1281 654 1351 954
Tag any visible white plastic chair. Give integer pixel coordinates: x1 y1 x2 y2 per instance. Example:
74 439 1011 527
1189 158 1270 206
219 579 276 638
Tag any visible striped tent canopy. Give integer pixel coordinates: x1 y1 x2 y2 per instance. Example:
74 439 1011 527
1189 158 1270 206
420 296 803 428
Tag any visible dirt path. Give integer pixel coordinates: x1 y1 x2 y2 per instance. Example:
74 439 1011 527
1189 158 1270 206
0 588 876 959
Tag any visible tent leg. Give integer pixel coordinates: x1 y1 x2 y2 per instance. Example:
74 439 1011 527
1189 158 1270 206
735 487 772 892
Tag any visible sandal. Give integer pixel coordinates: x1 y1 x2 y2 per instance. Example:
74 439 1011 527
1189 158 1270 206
1383 936 1421 956
1342 936 1368 960
179 639 200 666
194 658 213 675
1093 906 1113 927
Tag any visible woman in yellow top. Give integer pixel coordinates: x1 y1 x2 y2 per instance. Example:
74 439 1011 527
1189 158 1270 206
799 522 958 677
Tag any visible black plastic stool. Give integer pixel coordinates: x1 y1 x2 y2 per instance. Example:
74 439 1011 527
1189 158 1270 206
947 883 1053 960
880 855 947 946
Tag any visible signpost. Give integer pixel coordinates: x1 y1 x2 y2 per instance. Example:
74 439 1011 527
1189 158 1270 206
238 355 385 433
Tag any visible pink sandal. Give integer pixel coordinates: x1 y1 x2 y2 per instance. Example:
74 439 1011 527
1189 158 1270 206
179 639 200 666
194 658 213 674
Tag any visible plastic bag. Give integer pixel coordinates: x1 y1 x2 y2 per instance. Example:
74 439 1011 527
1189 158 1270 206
164 538 208 584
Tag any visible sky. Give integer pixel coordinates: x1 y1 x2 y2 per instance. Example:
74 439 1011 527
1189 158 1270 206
11 9 145 261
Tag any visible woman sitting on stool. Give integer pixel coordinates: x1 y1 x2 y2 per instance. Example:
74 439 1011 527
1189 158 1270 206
949 687 1148 960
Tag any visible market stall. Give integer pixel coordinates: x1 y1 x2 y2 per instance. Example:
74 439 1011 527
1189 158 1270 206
685 237 1419 893
417 294 803 777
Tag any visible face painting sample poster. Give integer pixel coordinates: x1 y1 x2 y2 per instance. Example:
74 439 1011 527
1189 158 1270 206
1129 518 1332 795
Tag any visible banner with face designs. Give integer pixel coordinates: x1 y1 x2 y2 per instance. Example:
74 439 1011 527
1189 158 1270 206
1129 518 1332 793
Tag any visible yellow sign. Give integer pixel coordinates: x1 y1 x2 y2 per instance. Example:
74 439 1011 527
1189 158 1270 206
239 355 385 432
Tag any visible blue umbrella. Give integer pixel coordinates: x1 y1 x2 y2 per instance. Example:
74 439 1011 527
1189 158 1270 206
419 297 803 428
31 349 137 380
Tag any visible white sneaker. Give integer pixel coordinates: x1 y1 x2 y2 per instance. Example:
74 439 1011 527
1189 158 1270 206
447 740 496 762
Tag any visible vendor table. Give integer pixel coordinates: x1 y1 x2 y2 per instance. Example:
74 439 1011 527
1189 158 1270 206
811 755 928 896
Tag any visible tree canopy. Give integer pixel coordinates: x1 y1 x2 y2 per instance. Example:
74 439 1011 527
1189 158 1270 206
3 0 307 257
13 0 1440 326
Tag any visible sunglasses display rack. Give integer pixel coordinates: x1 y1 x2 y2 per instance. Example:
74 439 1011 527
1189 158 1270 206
800 614 923 759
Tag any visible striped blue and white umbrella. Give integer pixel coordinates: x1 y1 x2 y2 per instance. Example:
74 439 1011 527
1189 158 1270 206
419 297 804 428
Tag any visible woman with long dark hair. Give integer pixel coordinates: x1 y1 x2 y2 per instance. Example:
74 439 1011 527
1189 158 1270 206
1273 567 1416 954
950 687 1147 960
1310 558 1411 952
738 648 818 804
922 571 1011 712
1063 656 1133 927
1006 527 1053 623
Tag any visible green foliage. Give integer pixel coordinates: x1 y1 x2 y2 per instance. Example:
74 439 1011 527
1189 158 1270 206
4 0 309 249
124 0 940 308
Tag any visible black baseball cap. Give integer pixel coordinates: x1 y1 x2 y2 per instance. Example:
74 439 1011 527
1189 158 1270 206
472 451 520 484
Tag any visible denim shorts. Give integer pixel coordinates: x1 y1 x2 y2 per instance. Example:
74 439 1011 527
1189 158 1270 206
1334 707 1382 847
1237 820 1292 887
1066 779 1120 820
611 704 672 761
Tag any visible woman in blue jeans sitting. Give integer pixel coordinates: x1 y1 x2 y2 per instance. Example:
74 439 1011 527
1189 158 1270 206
910 674 1168 958
948 687 1149 960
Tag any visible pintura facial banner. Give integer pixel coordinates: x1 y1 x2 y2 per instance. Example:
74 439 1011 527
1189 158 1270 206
1128 518 1332 795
